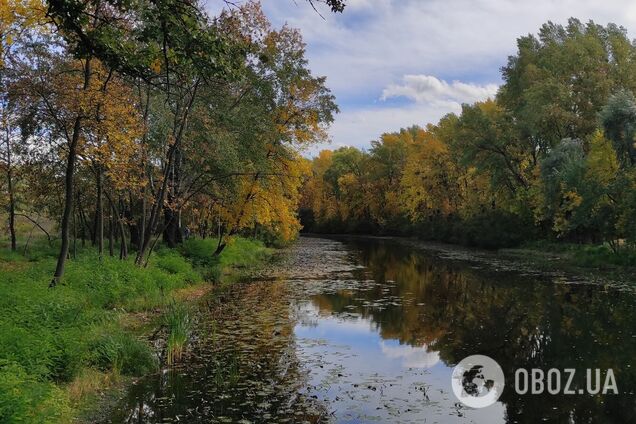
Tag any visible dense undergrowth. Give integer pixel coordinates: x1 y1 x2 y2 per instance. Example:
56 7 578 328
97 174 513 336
0 236 271 423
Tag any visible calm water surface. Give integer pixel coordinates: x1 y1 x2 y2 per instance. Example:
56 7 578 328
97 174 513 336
109 236 636 423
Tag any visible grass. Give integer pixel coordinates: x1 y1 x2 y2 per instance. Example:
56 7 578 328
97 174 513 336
180 236 272 283
164 301 191 365
0 234 273 423
499 239 636 280
513 240 636 267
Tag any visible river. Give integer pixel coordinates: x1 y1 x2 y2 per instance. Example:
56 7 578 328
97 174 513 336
107 236 636 423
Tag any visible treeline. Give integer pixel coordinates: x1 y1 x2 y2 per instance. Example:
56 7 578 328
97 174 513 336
1 0 338 283
301 18 636 250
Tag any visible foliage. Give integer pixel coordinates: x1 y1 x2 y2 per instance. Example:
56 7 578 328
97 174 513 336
0 360 72 423
91 332 158 376
164 301 190 365
0 240 201 420
301 18 636 252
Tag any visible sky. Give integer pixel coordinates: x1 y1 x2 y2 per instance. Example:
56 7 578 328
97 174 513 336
208 0 636 155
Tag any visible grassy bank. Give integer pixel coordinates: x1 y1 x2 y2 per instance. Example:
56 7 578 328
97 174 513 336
498 240 636 281
0 236 272 423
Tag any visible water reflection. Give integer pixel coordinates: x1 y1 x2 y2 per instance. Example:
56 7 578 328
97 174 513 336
107 281 329 423
300 237 636 423
380 341 440 368
109 237 636 423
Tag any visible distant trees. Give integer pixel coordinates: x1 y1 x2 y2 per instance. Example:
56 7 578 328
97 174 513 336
301 18 636 250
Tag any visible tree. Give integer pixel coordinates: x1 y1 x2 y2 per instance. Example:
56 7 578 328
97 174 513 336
599 90 636 167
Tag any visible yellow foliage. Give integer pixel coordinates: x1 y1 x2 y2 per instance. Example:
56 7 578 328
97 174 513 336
1 0 46 66
400 128 458 219
553 189 583 235
585 130 618 186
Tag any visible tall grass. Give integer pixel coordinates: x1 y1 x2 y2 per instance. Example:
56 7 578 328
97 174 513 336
0 235 272 421
0 239 202 422
164 300 191 364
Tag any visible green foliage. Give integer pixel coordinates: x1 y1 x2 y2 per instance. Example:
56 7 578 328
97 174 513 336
0 361 72 424
181 237 271 282
572 244 636 267
217 237 271 270
91 332 158 376
600 89 636 166
180 238 217 269
0 242 202 419
164 301 191 365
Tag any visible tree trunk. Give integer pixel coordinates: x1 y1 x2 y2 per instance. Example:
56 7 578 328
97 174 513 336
136 79 199 265
77 191 89 247
119 197 128 259
139 187 146 252
127 192 140 250
50 58 92 287
108 212 114 257
162 206 182 248
72 208 77 259
96 166 104 258
5 125 16 251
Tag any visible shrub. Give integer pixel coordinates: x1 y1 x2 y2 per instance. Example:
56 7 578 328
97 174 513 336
180 238 218 268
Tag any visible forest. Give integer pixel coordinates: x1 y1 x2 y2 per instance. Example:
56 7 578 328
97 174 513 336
1 0 338 281
301 18 636 254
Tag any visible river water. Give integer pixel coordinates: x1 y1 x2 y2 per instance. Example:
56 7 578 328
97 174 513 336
108 236 636 423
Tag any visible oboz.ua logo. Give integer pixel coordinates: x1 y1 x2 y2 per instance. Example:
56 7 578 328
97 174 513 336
452 355 620 409
451 355 505 408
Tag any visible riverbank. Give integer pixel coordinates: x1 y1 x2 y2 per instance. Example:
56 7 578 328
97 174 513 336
414 238 636 286
310 234 636 286
0 237 273 423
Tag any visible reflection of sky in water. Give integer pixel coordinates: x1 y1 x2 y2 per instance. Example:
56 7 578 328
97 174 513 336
295 302 506 423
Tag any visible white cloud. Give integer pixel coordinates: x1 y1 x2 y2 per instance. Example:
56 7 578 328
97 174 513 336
381 74 498 105
305 101 461 155
206 0 636 152
381 341 440 368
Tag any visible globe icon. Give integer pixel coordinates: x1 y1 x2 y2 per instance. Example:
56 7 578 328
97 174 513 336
461 364 496 397
452 355 505 408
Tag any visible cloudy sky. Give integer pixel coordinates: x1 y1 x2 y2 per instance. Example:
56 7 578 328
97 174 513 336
210 0 636 155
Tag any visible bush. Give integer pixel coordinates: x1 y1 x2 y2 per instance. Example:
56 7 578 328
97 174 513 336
572 244 636 267
181 238 218 268
181 237 271 282
155 250 200 282
459 210 536 249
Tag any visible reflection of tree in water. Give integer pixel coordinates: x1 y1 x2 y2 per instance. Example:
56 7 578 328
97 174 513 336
109 281 329 423
311 239 636 423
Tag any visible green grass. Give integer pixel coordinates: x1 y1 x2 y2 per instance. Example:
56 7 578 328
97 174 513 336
511 240 636 268
0 238 201 423
181 237 272 283
0 235 273 423
164 301 191 365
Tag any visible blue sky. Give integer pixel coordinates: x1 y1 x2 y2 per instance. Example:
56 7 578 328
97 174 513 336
209 0 636 155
